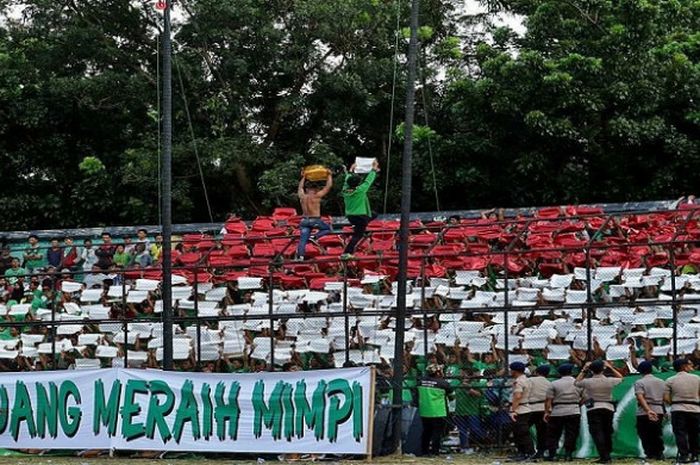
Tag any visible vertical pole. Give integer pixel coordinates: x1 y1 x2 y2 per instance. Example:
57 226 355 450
585 247 593 360
122 273 128 367
421 258 428 360
343 261 350 366
160 0 174 371
391 0 420 453
195 267 201 365
503 252 510 372
268 265 275 371
669 246 678 358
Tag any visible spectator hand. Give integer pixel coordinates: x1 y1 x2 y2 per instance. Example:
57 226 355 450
647 411 659 421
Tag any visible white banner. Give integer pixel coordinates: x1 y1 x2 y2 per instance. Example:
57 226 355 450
0 367 373 454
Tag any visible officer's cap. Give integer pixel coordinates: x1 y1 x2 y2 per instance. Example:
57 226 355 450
557 363 574 376
536 364 551 376
509 361 526 373
638 360 653 374
673 358 691 371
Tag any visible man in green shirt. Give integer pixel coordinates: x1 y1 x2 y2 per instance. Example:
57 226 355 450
341 160 379 256
23 234 45 272
417 364 454 456
4 258 27 286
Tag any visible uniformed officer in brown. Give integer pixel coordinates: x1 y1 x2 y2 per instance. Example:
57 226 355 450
529 364 552 459
664 358 700 464
634 360 665 460
575 360 623 464
544 363 582 461
508 361 536 461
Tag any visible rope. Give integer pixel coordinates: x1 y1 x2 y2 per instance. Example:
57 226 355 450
174 57 215 223
382 0 402 214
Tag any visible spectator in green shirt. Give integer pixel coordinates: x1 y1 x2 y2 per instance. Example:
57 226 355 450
113 244 131 268
23 234 45 272
341 160 379 256
455 368 486 453
4 258 27 286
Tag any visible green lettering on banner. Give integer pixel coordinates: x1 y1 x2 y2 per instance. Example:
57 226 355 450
214 381 240 440
59 380 82 438
145 380 175 442
10 381 36 441
173 380 200 443
252 380 286 440
281 382 294 441
352 381 363 441
35 382 59 439
326 379 353 443
94 379 121 436
121 379 148 441
294 380 326 440
201 383 212 440
0 385 8 434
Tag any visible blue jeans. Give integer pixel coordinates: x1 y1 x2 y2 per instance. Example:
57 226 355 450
455 415 484 449
297 217 331 257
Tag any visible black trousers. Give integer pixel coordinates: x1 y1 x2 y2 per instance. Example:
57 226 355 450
421 416 446 456
636 415 664 459
529 411 547 455
344 215 371 254
587 409 614 461
671 411 700 459
513 412 535 455
547 414 580 457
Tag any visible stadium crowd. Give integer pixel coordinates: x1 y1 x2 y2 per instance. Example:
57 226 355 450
0 164 698 459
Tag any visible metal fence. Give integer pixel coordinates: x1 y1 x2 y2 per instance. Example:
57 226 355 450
0 207 698 451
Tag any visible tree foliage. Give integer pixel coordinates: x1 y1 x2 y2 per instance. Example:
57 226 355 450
0 0 697 229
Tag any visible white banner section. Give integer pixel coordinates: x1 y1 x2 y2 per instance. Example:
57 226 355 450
0 367 373 454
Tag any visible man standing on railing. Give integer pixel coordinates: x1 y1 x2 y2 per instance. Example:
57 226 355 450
341 159 379 258
664 358 700 464
296 169 333 261
544 363 582 462
508 361 536 461
634 360 666 460
575 360 623 464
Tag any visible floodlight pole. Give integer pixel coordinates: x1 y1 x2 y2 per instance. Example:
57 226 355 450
161 0 174 370
391 0 420 453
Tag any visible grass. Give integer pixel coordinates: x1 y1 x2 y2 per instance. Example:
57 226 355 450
0 454 662 465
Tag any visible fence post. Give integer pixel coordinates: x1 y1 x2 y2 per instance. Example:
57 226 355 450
195 266 201 365
342 259 350 366
585 246 593 361
122 270 128 368
268 263 275 372
669 244 678 358
421 256 428 361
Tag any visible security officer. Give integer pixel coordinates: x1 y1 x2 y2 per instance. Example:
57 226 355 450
634 360 665 460
508 361 535 460
575 360 622 464
544 363 582 461
529 364 552 459
417 364 454 456
664 358 700 463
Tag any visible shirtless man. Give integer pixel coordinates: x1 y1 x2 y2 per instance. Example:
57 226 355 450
296 169 333 260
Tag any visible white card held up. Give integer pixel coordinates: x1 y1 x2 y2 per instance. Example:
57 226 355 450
353 157 376 174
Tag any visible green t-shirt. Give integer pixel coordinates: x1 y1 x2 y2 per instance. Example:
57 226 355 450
471 360 498 373
342 170 376 216
4 267 28 285
456 379 486 416
418 385 448 418
24 246 45 270
114 251 131 267
445 363 462 387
